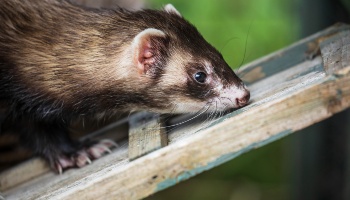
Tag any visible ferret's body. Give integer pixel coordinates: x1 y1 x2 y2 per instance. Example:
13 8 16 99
0 0 249 172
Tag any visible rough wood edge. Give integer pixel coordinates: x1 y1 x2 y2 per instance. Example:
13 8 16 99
240 23 349 84
0 158 49 191
321 30 350 74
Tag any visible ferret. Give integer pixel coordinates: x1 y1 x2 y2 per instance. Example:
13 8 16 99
0 0 250 173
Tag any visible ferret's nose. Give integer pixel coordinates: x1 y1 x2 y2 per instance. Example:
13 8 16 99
236 89 250 107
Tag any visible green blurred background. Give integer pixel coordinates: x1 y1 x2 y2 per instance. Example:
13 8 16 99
144 0 350 200
150 0 299 70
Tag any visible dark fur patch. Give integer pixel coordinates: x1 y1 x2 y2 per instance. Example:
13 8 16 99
146 35 170 80
184 63 217 100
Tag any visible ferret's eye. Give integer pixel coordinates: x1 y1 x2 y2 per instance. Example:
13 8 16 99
194 72 207 83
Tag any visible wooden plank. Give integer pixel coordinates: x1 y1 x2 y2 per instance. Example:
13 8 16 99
240 23 348 84
321 30 350 75
0 159 49 192
128 112 167 160
15 67 348 200
2 24 350 200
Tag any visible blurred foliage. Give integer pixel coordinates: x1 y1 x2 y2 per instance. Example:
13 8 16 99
145 0 300 200
148 0 299 69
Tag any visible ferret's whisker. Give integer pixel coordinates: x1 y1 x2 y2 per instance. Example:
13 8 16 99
140 103 211 132
159 104 210 129
164 104 211 133
237 19 254 73
197 100 218 129
221 96 235 106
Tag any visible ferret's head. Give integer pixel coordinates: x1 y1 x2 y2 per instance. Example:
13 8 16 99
126 4 249 114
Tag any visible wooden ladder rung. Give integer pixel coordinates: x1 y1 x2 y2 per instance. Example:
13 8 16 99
128 112 167 160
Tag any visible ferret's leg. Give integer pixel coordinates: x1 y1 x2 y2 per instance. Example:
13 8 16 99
16 119 117 173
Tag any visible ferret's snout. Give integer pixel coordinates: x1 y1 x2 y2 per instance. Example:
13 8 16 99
218 85 250 110
236 89 250 107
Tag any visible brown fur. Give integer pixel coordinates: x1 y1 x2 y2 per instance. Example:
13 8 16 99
0 0 249 171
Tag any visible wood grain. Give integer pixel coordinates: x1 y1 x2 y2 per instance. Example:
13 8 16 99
0 159 50 191
128 112 167 160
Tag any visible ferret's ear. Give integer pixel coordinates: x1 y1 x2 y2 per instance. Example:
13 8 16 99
132 28 169 76
164 4 181 17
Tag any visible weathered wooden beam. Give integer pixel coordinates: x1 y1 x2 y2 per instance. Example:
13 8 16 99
321 30 350 74
128 112 167 160
19 67 349 200
240 23 348 84
0 158 50 192
64 70 350 199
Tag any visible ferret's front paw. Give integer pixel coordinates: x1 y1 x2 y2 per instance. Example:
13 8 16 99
86 139 118 159
53 139 118 174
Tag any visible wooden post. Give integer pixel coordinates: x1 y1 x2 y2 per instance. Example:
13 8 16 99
128 112 167 160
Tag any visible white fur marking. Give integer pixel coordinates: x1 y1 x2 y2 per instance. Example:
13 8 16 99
132 28 166 51
164 4 181 16
212 85 248 109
